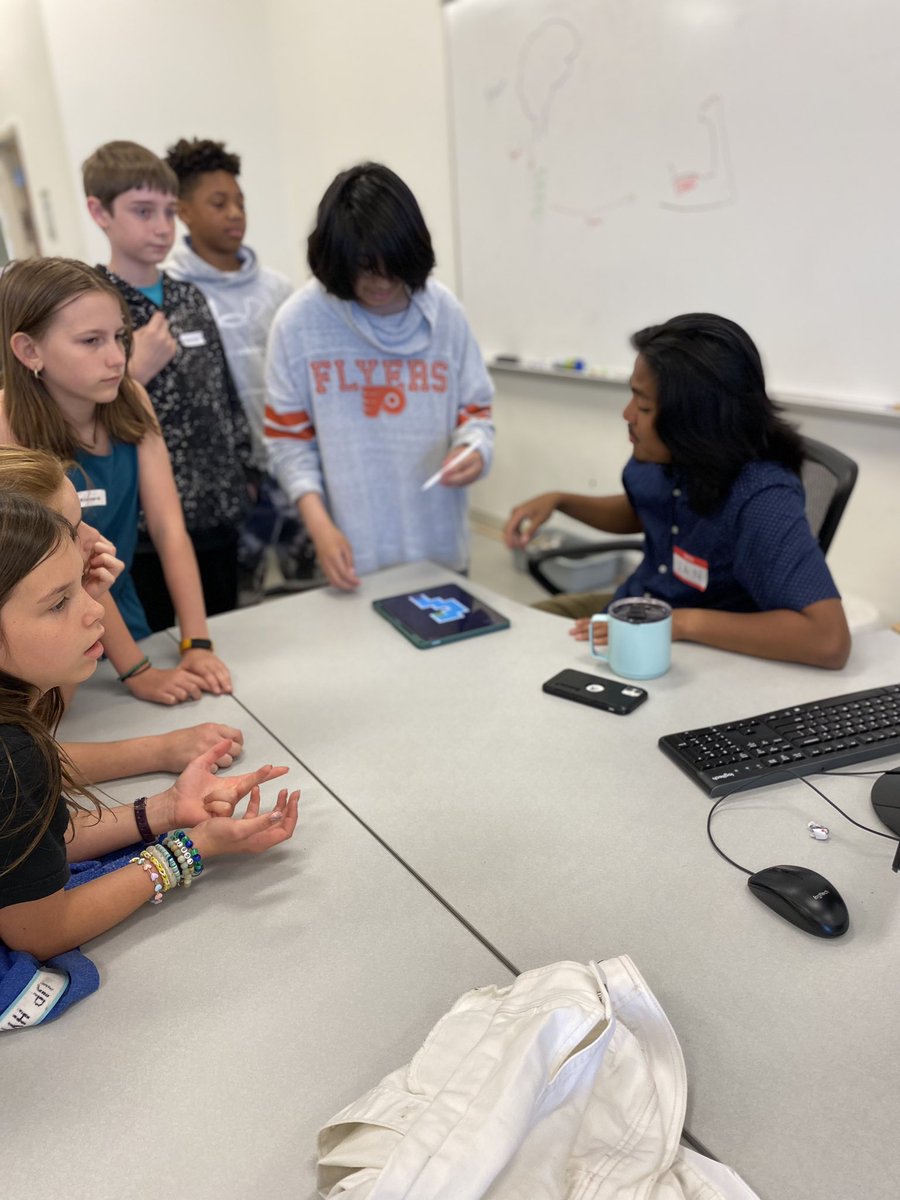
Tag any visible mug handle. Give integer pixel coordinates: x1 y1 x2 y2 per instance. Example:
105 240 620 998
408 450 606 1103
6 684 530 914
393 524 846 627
589 613 610 661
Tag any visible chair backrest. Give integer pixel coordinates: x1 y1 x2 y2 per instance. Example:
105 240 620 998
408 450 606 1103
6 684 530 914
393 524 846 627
800 436 858 555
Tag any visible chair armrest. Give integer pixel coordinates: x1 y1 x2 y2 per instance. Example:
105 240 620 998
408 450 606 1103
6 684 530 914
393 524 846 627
527 539 645 595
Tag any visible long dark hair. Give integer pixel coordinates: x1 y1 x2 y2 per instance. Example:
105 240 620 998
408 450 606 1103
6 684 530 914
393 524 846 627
0 492 100 879
631 313 804 515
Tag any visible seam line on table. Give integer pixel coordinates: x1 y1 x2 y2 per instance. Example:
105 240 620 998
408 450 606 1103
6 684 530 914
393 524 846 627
240 692 717 1161
227 690 522 978
175 636 716 1164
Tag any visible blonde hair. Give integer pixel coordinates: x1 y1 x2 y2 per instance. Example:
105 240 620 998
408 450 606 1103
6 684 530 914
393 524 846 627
82 140 178 210
0 445 67 503
0 257 158 459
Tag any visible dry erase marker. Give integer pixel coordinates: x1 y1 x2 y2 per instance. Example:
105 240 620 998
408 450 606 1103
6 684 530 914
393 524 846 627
553 358 587 371
421 433 484 491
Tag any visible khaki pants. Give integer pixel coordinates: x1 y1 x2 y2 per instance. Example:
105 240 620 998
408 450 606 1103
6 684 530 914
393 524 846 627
531 591 614 619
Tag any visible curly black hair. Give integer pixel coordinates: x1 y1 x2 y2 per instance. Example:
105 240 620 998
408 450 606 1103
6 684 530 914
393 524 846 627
164 138 241 197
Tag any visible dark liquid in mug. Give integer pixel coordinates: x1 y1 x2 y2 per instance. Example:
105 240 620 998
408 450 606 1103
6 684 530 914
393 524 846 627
610 600 670 625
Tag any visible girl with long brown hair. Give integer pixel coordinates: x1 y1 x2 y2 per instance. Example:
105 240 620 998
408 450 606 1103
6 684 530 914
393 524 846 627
0 257 233 706
0 446 244 781
0 489 298 973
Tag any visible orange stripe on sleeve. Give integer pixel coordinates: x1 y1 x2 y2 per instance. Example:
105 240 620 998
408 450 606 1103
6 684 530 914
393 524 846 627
265 424 316 441
264 405 311 427
456 405 493 425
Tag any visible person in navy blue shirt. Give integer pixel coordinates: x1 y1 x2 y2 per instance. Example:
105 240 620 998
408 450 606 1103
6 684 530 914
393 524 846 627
504 314 851 669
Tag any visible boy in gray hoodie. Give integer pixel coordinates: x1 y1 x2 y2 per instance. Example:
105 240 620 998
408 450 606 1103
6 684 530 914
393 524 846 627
164 138 316 598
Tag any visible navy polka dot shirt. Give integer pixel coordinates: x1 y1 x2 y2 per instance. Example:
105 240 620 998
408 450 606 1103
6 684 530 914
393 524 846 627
614 459 840 613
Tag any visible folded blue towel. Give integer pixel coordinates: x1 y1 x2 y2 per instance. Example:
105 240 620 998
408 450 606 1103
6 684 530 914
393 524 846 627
1 843 141 1032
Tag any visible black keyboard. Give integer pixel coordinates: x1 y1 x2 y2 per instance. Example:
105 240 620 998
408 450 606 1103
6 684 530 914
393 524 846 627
659 683 900 797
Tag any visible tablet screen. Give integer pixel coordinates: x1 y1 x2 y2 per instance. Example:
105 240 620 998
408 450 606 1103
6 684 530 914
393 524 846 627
373 584 510 647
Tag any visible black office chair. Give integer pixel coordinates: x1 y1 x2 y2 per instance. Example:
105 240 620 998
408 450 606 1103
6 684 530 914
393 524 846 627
527 436 858 596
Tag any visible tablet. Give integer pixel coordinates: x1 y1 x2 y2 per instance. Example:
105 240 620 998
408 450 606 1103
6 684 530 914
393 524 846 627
372 584 510 649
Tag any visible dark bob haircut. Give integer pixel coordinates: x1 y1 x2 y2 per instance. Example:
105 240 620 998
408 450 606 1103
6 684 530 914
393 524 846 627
631 313 804 516
307 162 435 299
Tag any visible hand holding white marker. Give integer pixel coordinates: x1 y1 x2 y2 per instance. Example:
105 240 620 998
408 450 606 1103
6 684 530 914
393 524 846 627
421 430 485 491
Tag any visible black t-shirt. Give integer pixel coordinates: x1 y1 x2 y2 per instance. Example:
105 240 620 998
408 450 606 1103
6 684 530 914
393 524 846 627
0 725 70 909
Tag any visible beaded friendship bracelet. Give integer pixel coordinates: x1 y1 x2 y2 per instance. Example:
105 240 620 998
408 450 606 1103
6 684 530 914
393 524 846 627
143 844 180 891
131 833 205 907
161 830 204 884
118 655 152 683
130 854 165 905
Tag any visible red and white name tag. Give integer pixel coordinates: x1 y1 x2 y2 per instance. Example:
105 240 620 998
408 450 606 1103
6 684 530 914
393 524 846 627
673 545 709 591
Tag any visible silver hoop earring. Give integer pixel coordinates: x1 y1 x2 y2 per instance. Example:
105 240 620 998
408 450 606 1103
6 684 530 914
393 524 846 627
33 367 41 380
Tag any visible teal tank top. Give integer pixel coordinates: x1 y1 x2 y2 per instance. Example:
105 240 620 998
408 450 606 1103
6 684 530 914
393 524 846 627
68 441 151 641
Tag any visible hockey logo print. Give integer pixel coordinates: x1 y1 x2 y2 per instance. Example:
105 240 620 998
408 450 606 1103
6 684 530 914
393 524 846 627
362 385 406 417
307 358 450 422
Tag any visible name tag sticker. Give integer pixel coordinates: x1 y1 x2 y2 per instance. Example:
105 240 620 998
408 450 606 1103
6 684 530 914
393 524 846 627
178 330 207 348
673 545 709 591
77 488 107 509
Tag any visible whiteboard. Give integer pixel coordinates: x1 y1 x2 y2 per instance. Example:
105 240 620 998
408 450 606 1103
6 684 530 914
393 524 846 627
444 0 900 415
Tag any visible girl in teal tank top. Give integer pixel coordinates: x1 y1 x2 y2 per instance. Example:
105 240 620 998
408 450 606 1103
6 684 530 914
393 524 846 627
69 441 149 640
0 257 234 705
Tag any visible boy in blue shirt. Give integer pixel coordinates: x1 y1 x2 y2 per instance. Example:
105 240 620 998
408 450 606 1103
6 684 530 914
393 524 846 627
504 313 851 670
83 140 253 628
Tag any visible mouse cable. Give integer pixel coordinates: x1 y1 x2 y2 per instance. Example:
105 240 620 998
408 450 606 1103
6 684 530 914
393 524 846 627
796 773 900 874
706 774 900 877
706 791 753 877
795 773 899 842
819 766 900 778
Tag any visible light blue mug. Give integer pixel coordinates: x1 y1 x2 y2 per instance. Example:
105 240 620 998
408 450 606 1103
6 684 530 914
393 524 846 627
589 597 672 680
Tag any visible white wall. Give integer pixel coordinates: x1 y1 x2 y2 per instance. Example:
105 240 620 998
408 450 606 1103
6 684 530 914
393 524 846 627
0 0 85 256
37 0 301 279
0 0 896 620
263 0 457 293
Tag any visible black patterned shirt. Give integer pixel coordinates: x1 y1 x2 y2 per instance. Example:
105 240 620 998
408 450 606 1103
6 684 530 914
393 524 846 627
99 267 253 534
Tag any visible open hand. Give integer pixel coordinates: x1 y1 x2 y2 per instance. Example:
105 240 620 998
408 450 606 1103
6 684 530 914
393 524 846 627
189 785 299 860
155 739 289 830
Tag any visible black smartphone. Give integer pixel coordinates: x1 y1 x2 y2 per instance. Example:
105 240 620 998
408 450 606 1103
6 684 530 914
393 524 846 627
542 669 648 715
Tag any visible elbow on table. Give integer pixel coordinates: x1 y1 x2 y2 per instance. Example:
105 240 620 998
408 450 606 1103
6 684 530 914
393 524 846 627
815 627 852 670
807 603 852 670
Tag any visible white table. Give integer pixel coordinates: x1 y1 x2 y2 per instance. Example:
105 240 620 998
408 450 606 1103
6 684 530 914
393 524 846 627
207 564 900 1200
2 642 514 1200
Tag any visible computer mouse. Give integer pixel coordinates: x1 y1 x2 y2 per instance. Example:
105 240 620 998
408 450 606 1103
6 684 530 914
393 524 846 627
871 769 900 837
747 864 849 938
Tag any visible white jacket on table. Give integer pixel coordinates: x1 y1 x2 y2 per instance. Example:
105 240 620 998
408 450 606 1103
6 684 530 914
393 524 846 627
265 279 494 577
317 956 760 1200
